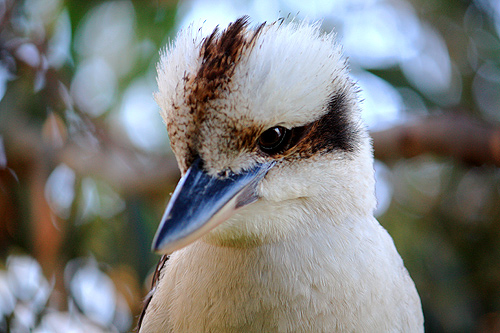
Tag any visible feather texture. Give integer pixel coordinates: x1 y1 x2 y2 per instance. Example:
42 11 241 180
139 16 424 332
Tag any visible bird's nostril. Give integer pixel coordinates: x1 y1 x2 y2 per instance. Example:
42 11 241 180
217 168 233 178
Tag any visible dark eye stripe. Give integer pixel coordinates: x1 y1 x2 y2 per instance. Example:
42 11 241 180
291 93 361 158
257 93 361 160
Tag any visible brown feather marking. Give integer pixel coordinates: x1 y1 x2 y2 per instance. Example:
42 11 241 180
136 255 170 331
181 16 265 167
293 93 360 157
295 92 361 156
187 16 250 114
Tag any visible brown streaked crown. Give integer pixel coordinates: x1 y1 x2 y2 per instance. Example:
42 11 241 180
174 16 265 169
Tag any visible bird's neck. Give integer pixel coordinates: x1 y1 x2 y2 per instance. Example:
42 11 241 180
158 213 421 332
201 193 375 250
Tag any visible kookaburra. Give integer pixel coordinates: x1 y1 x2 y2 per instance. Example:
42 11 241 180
138 16 424 332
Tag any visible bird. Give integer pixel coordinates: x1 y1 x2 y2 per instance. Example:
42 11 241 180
137 16 424 332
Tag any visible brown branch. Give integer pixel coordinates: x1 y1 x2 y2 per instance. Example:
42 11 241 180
371 114 500 167
2 119 180 196
4 113 500 201
57 142 180 195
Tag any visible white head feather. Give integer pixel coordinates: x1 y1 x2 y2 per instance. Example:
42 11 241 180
155 17 376 246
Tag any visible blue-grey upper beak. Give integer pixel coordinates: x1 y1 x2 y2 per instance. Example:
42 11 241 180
152 157 275 254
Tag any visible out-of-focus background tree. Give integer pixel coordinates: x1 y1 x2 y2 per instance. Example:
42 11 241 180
0 0 499 331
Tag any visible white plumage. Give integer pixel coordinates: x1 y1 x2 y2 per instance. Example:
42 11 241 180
138 17 424 332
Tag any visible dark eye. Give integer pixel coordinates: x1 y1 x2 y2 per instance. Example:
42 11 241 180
258 126 290 154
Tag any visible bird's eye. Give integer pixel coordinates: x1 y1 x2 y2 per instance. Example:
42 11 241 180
258 126 290 155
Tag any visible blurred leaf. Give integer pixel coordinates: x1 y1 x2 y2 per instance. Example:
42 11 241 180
15 43 40 68
67 258 116 327
47 9 72 69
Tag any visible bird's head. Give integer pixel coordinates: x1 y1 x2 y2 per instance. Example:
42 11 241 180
152 17 376 254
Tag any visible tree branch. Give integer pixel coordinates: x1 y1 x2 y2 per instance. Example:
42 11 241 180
371 114 500 167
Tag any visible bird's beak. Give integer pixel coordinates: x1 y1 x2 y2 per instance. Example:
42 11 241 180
152 157 275 254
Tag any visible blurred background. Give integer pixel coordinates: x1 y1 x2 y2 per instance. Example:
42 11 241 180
0 0 500 331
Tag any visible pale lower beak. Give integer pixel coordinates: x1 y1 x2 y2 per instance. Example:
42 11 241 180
152 157 275 254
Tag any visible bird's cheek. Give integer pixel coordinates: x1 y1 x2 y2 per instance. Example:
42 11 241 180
258 172 307 201
258 160 335 202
